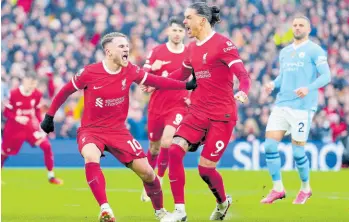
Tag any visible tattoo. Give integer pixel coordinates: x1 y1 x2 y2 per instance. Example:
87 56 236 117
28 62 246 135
172 136 189 149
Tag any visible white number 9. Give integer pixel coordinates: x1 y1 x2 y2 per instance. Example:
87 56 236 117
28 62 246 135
173 114 183 125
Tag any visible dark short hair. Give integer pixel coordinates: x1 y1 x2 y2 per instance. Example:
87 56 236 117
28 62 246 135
169 16 185 28
294 15 311 26
188 2 221 27
24 70 37 80
100 32 128 49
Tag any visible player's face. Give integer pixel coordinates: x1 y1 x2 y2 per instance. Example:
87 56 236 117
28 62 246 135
105 36 130 67
22 77 38 93
183 8 205 38
168 23 185 44
292 18 310 41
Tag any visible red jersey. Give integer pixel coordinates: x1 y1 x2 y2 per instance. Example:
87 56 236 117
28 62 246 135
144 43 188 114
72 61 152 129
3 87 42 129
183 32 247 121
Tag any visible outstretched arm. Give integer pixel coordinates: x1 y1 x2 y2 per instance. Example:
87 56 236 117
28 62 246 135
134 67 196 90
41 81 77 134
47 81 77 116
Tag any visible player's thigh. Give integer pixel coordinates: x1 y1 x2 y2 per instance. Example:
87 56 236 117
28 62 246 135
147 112 165 142
162 109 187 147
200 120 236 167
1 129 26 156
174 113 207 151
128 157 155 183
266 106 290 141
77 130 105 163
105 130 146 166
290 109 315 143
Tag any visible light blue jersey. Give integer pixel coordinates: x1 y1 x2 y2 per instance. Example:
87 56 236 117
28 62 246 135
273 40 331 111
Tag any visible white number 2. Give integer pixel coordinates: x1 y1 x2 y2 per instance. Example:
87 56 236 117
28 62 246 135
215 140 225 153
127 139 142 152
173 114 183 125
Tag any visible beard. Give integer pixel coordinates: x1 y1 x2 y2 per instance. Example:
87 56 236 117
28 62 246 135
294 32 306 40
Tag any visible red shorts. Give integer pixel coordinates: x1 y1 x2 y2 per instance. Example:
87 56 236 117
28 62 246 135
147 108 187 141
1 123 47 156
77 127 146 165
175 113 236 162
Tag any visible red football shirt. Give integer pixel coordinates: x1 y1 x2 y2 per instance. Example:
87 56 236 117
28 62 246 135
72 61 149 129
182 32 246 121
144 43 189 114
4 87 42 128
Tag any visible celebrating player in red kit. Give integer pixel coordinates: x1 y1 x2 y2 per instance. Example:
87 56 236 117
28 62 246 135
40 32 197 222
140 16 190 202
2 72 63 185
160 3 251 222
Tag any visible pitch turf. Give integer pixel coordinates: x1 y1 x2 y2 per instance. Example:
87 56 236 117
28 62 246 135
1 169 349 222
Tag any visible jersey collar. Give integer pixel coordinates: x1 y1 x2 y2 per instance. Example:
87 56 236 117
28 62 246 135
196 31 216 46
19 85 33 97
166 42 185 54
292 40 309 50
102 60 122 75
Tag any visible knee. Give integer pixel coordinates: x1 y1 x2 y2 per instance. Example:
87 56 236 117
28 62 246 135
161 136 173 148
149 141 161 155
264 138 279 154
81 144 101 163
140 167 156 183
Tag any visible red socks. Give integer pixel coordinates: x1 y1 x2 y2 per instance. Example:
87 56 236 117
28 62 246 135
85 162 108 206
168 144 186 204
143 176 163 210
157 147 169 177
147 149 158 169
198 165 227 203
39 140 54 171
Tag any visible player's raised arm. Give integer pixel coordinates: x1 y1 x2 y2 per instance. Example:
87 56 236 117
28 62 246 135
133 64 197 90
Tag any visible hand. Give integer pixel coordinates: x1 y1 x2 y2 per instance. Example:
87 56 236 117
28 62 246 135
264 81 275 94
40 114 55 134
140 85 155 93
151 60 167 71
185 69 197 90
234 91 248 103
294 87 309 98
15 116 29 125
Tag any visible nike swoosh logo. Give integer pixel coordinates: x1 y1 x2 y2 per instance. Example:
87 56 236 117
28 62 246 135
162 61 171 65
88 178 96 184
136 151 142 156
169 179 177 183
93 86 103 90
210 153 219 157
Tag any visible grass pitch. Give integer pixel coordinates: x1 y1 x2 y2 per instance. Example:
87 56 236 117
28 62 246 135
1 169 349 222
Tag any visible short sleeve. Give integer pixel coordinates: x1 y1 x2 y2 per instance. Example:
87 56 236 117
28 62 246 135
218 40 243 67
71 68 88 90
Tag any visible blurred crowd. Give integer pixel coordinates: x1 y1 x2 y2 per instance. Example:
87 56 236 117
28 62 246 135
1 0 349 150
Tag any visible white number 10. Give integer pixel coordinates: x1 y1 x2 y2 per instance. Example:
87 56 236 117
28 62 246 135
127 139 142 152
